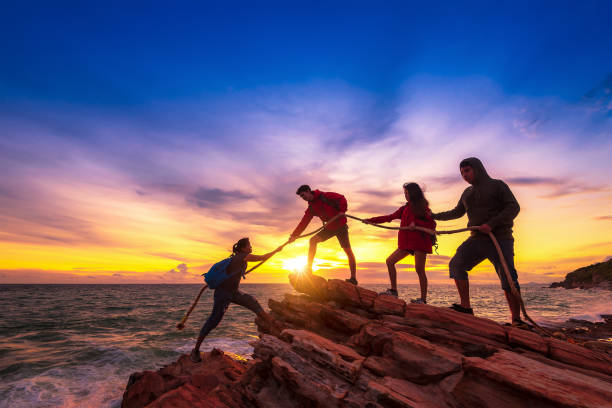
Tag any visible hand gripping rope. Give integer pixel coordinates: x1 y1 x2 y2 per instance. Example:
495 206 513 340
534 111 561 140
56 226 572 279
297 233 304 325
175 213 344 330
345 214 552 336
178 212 551 337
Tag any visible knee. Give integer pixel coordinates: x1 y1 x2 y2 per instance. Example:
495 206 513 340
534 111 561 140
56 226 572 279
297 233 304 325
449 257 467 280
309 237 319 246
386 257 395 266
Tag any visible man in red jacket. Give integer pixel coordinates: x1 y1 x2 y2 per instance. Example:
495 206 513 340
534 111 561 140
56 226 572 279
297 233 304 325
288 185 358 284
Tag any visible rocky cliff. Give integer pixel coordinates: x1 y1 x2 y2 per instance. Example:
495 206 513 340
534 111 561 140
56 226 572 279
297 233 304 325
122 274 612 408
550 258 612 290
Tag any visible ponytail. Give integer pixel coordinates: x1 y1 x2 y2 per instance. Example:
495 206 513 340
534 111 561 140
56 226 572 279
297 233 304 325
232 237 250 254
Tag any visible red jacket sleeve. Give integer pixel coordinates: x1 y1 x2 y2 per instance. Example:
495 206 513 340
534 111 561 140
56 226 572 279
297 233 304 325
366 206 403 224
291 208 313 237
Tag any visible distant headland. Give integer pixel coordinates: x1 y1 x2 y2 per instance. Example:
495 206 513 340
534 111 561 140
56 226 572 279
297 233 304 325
550 259 612 290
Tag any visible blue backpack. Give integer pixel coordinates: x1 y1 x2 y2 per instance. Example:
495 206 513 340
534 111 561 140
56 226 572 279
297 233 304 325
203 256 245 289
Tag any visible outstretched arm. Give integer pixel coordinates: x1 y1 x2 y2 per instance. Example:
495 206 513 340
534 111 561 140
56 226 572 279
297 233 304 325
365 207 403 224
432 198 466 221
246 248 281 262
289 209 313 240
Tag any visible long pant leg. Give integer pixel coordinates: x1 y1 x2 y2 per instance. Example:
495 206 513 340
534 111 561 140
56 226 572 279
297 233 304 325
198 292 232 339
230 290 264 315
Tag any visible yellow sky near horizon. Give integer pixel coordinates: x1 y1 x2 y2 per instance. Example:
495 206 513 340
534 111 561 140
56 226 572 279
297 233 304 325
2 175 610 285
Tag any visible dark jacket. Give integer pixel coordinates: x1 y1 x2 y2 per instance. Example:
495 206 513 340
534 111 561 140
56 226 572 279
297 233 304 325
432 157 520 240
291 190 348 237
366 205 436 253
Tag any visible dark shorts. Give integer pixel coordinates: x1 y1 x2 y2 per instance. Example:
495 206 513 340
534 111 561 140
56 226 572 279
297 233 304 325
448 237 520 291
312 224 351 248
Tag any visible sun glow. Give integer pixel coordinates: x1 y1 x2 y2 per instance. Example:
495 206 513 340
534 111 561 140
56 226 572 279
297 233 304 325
281 256 317 273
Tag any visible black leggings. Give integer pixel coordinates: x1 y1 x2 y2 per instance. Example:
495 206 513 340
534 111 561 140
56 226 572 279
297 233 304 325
198 289 264 338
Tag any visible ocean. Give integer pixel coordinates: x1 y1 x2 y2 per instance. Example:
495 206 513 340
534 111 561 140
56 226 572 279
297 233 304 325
1 283 611 408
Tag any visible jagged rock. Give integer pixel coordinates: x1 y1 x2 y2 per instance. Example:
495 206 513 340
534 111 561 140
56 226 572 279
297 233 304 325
121 349 245 408
456 349 612 408
122 276 612 407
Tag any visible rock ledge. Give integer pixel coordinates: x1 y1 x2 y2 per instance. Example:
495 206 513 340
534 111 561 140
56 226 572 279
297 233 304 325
122 274 612 408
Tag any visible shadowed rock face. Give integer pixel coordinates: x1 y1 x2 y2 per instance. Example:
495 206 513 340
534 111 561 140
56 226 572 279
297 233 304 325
122 275 612 408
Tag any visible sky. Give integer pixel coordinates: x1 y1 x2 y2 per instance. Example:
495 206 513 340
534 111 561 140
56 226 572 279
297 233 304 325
1 1 611 284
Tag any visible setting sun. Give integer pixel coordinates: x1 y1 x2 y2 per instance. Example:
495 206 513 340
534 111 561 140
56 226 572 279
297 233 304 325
281 256 312 273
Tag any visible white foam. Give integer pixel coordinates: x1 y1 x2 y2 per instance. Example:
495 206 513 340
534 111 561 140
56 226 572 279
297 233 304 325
1 363 124 408
173 336 255 359
1 337 256 408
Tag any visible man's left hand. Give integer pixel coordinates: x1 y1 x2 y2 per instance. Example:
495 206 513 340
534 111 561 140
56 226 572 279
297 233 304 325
478 224 492 234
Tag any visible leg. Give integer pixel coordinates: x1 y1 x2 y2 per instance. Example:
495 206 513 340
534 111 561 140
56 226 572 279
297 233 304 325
231 290 265 315
454 279 471 309
307 235 322 273
232 290 277 332
449 238 487 310
192 293 231 358
336 227 356 280
386 249 410 291
487 239 521 321
504 290 521 321
414 251 428 302
343 246 357 280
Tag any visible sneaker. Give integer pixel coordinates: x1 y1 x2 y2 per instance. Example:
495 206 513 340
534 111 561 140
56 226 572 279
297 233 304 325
190 349 202 363
410 298 427 304
511 318 533 330
345 277 358 285
379 288 398 297
449 303 474 315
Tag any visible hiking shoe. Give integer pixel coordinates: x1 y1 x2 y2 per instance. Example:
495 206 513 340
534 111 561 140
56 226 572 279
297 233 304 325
190 349 202 363
345 277 358 285
511 318 533 330
450 303 474 315
379 288 398 297
410 298 427 304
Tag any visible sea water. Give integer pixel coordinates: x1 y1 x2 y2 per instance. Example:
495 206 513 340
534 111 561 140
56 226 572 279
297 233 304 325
1 283 610 408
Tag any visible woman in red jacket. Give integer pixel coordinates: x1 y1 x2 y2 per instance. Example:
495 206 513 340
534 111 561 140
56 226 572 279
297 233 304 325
364 182 436 302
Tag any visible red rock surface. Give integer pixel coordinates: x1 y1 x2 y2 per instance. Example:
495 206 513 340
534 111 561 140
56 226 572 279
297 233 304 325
122 273 612 407
121 348 246 408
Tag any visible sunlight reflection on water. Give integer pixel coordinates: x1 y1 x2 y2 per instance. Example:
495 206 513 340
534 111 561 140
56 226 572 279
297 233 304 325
0 283 610 407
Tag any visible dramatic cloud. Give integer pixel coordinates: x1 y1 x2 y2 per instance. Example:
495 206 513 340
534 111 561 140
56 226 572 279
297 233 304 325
1 75 610 283
506 177 564 186
186 187 255 209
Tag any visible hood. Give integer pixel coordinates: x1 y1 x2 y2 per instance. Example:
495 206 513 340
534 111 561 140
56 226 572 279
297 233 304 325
461 157 491 185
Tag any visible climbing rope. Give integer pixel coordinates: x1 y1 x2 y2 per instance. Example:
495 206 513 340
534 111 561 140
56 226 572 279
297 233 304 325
178 211 551 337
176 213 344 330
346 213 551 335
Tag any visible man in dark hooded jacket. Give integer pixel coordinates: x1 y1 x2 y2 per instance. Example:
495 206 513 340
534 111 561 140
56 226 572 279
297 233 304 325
433 157 524 324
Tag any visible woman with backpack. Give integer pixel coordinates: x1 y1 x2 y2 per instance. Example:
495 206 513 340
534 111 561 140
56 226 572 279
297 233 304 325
364 182 436 303
190 237 279 362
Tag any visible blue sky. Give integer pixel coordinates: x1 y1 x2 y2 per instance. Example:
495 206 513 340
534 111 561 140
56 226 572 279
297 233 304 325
2 1 611 106
1 2 611 283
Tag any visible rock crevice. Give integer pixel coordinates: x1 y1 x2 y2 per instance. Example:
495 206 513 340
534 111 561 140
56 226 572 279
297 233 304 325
122 274 612 408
